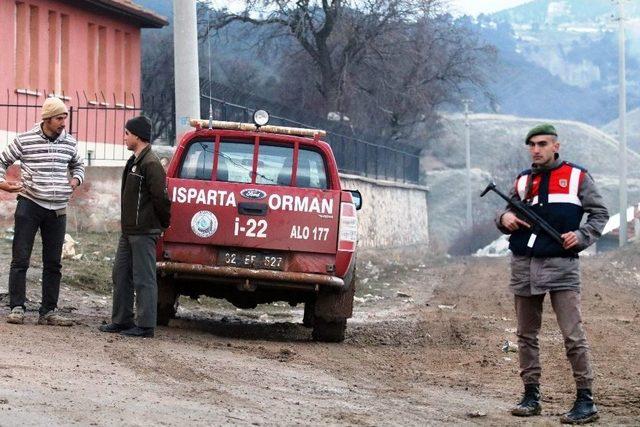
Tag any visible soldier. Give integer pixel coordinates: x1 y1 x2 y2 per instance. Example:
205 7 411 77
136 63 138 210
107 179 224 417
496 124 609 424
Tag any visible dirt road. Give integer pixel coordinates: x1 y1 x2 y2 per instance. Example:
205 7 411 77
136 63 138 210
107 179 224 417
0 233 638 425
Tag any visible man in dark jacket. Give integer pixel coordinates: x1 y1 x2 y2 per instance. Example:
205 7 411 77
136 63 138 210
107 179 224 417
496 124 608 424
99 116 171 338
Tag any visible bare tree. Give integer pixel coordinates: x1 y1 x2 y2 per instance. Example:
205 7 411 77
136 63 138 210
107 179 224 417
204 0 494 144
141 27 175 142
354 13 496 140
204 1 437 115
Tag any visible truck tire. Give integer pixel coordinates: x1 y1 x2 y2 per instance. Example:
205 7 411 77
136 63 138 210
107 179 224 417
157 277 179 326
312 263 356 342
312 318 347 342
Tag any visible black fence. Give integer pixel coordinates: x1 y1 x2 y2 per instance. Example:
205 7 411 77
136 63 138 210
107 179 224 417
0 89 171 164
0 89 420 183
201 95 421 184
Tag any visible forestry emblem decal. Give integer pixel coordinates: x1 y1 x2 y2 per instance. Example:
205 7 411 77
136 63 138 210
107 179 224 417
191 211 218 238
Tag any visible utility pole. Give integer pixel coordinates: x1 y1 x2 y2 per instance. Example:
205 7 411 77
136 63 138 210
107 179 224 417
173 0 201 141
464 100 472 232
616 0 628 246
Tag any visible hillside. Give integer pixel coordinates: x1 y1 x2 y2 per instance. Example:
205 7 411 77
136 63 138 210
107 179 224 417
602 108 640 152
492 0 640 24
466 0 640 126
424 114 640 249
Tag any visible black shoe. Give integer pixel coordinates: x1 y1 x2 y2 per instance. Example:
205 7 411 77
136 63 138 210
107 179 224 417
120 326 154 338
560 389 599 424
511 384 542 417
99 322 134 333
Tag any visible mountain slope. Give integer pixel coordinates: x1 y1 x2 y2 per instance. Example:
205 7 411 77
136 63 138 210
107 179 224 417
492 0 640 24
602 108 640 152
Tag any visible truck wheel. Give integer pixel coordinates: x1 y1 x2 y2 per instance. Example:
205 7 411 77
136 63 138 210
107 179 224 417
303 300 315 328
157 277 179 326
312 318 347 342
311 263 356 342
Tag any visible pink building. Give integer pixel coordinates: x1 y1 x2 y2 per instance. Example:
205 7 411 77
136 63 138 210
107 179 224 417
0 0 167 163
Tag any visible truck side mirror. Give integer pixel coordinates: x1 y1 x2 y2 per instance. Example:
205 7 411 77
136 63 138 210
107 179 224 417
349 190 363 210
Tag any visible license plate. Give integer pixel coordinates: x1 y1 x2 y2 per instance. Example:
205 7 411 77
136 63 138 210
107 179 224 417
218 250 284 270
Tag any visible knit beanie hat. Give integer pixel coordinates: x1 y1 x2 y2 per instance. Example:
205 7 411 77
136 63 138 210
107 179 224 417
41 97 69 119
525 123 557 144
125 115 152 142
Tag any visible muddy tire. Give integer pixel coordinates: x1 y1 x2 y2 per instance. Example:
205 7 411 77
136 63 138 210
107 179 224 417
311 263 356 342
303 301 315 328
157 277 179 326
312 318 347 342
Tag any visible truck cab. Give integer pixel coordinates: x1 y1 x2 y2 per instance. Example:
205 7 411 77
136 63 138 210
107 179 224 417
156 112 361 342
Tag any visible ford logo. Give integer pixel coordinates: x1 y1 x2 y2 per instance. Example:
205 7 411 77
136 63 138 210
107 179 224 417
240 189 267 200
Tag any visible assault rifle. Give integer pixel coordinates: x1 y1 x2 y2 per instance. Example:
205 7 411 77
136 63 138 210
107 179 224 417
480 182 565 246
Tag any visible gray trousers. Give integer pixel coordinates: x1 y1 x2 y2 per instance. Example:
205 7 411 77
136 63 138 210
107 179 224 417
515 290 593 389
111 234 158 328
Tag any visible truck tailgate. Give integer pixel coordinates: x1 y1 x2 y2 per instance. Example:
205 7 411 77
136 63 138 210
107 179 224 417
164 178 340 254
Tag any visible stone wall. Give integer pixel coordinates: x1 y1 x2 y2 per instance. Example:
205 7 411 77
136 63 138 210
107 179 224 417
1 167 429 248
339 174 429 248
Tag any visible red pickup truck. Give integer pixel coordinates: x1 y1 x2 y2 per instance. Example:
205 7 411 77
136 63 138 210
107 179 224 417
156 112 362 342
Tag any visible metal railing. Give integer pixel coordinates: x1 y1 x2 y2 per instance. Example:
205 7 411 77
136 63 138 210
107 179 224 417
0 89 172 164
201 94 421 184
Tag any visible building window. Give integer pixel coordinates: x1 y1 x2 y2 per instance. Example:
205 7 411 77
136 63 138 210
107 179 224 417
28 5 39 90
98 25 107 98
14 1 41 93
115 29 123 101
14 2 28 89
48 11 58 92
124 32 132 100
61 14 69 94
87 23 96 97
47 12 69 96
87 23 107 103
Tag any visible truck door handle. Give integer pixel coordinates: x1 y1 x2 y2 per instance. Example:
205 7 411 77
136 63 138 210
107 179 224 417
238 202 268 216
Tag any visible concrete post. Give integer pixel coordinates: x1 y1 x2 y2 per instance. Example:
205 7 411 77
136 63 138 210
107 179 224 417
464 100 472 232
617 0 628 246
173 0 201 141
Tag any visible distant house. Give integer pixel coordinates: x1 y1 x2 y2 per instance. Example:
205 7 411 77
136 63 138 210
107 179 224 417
0 0 168 164
597 204 640 252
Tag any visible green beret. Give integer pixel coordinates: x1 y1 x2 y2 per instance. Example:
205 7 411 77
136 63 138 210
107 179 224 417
525 123 557 144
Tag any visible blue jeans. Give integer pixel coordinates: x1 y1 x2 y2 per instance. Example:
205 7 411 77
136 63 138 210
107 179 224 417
9 196 67 315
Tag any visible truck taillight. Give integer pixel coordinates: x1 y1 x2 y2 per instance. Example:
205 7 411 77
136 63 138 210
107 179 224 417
338 202 357 252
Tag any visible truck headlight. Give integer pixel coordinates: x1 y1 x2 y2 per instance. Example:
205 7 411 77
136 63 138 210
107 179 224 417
253 109 269 127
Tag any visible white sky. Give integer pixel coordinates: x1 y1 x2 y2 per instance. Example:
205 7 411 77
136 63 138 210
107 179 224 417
210 0 534 17
446 0 532 17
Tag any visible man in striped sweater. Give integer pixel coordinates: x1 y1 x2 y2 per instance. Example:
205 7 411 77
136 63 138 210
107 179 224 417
0 97 85 326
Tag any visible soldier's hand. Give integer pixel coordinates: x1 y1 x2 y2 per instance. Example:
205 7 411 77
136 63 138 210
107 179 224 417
501 212 530 231
0 181 23 193
561 231 579 249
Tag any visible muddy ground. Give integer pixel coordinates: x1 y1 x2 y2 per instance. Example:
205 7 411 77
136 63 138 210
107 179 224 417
0 231 638 425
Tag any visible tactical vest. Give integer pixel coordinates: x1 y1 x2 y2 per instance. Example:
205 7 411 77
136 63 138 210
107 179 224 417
509 161 585 258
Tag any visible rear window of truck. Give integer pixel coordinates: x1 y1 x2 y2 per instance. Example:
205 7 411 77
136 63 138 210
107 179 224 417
178 139 328 189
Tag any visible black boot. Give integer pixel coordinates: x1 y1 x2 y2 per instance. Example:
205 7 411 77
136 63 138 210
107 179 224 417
120 326 155 338
560 388 599 424
99 322 134 333
511 384 542 416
